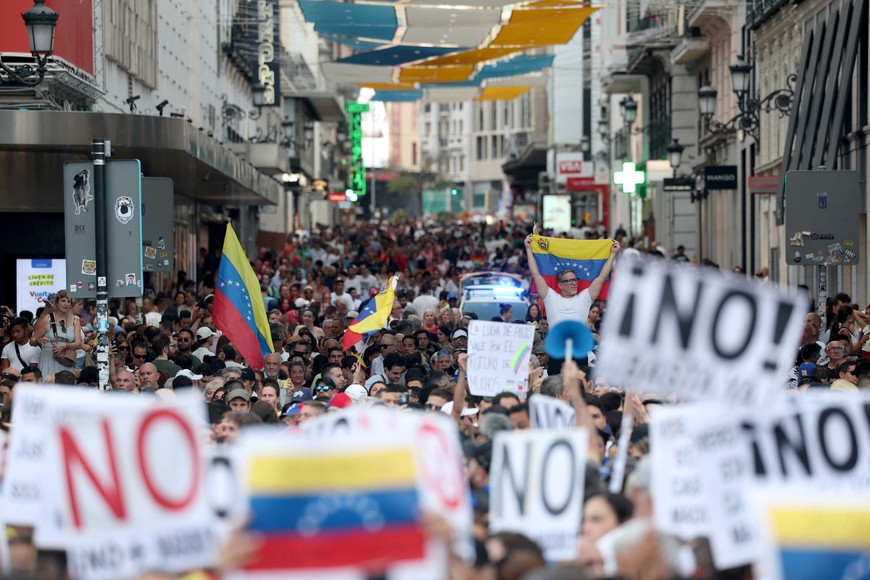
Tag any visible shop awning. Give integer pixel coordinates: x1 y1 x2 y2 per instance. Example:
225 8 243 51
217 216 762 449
0 110 281 212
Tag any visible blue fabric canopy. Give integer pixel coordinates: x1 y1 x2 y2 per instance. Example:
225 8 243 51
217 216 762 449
337 45 467 66
476 54 555 80
372 90 425 102
299 0 398 41
320 33 384 52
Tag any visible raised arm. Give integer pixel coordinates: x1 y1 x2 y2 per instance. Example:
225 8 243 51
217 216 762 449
588 239 620 301
524 235 549 299
562 359 596 434
452 353 469 423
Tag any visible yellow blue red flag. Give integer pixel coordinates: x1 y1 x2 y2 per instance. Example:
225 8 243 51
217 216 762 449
212 223 274 369
348 275 398 336
531 233 613 299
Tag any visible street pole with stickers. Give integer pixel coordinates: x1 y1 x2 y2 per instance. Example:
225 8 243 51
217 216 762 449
93 138 111 391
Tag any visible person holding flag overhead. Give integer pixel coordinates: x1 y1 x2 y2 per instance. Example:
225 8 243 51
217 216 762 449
525 229 618 370
212 223 275 370
342 275 400 352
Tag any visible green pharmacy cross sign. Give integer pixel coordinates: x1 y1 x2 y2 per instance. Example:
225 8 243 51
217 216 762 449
346 101 369 199
614 162 645 194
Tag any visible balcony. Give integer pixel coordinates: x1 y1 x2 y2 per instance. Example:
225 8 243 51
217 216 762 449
227 141 290 176
688 0 737 27
671 27 710 65
626 10 681 75
747 0 798 30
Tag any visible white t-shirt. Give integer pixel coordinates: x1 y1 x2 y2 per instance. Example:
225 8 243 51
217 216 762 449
543 288 593 329
1 341 40 371
412 294 439 316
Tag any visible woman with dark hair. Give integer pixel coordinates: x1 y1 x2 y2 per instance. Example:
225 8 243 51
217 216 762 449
525 303 542 323
576 492 635 572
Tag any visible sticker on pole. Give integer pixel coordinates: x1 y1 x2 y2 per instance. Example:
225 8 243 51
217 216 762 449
596 257 808 405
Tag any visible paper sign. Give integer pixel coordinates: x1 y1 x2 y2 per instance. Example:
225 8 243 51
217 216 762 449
0 387 102 525
529 395 576 429
28 387 217 580
467 320 535 397
596 257 808 406
649 405 711 539
755 493 870 580
232 408 468 578
490 428 589 560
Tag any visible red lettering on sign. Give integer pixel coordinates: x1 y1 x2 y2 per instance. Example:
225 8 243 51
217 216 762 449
60 420 127 529
136 409 200 511
417 422 463 510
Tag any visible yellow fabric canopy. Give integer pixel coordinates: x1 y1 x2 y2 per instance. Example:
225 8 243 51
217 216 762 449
490 6 598 46
419 46 526 67
399 65 475 83
476 86 531 100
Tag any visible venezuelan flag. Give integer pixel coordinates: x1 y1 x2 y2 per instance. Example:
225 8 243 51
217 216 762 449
348 275 398 336
530 234 613 299
769 504 870 579
212 223 274 369
244 448 426 572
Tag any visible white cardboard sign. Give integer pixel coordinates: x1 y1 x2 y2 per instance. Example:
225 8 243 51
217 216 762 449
529 395 576 430
299 407 475 565
26 387 218 580
467 320 535 397
490 428 589 561
596 257 808 406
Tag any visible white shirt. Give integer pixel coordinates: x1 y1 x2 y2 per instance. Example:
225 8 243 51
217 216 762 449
332 291 354 310
357 274 380 295
412 294 439 316
543 288 593 329
1 341 40 371
192 346 212 361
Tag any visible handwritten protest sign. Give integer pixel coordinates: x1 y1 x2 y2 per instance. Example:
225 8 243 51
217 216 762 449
596 257 807 405
490 428 589 560
467 320 535 397
26 387 218 580
529 395 575 429
650 394 870 570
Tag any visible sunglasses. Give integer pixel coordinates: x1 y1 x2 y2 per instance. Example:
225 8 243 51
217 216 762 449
118 345 130 351
314 385 333 393
132 352 147 359
59 319 67 333
559 278 579 284
177 337 191 343
425 403 440 410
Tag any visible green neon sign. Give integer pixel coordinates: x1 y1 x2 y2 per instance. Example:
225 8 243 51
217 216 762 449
614 162 645 194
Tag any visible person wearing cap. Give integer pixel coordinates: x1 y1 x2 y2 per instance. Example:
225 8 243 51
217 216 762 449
192 327 215 361
451 329 468 351
227 388 251 413
344 383 368 402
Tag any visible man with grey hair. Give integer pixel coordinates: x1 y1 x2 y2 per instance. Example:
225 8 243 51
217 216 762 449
540 374 566 401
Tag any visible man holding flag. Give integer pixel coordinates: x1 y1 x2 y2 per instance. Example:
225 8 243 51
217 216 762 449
213 223 275 370
525 231 618 369
342 275 400 352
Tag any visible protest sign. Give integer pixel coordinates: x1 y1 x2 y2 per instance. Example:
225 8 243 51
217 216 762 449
755 493 870 580
490 428 589 560
232 408 469 578
467 320 535 397
529 395 575 429
0 387 102 525
650 395 870 570
28 388 217 580
649 405 711 539
596 257 807 405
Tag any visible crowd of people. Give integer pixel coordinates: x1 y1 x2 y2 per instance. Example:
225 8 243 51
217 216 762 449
0 217 861 579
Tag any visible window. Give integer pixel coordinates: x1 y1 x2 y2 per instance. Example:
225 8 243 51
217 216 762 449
476 137 485 160
412 143 418 165
478 105 484 131
459 156 464 172
491 135 499 157
490 103 497 131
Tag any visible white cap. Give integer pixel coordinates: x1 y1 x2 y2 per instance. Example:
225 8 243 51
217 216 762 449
175 369 203 380
344 384 368 401
441 401 479 417
195 327 214 341
295 297 311 308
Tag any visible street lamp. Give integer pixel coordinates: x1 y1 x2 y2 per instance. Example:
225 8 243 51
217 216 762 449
698 55 796 142
621 96 638 126
666 138 684 176
0 0 59 87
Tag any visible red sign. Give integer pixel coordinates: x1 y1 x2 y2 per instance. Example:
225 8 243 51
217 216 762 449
327 192 347 203
566 177 595 191
558 160 586 174
0 0 94 75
